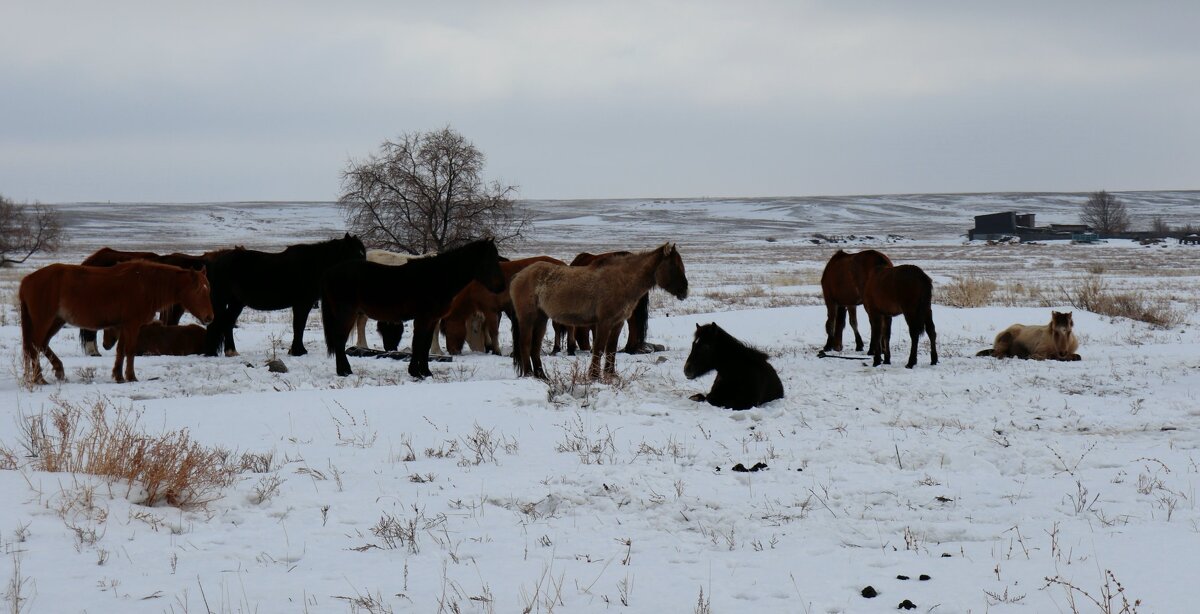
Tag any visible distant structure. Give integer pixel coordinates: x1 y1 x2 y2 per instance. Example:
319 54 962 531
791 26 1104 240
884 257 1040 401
968 212 1090 241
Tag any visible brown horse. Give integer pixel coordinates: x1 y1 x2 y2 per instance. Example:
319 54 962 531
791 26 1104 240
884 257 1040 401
820 249 893 353
977 311 1081 361
20 261 214 384
102 322 208 356
863 263 938 369
567 251 653 355
442 255 571 356
510 243 688 380
78 247 211 355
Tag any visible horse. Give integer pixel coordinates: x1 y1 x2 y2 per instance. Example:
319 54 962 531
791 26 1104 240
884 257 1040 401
321 239 506 378
77 247 210 356
510 243 688 380
203 234 366 357
353 249 445 354
102 322 207 356
820 249 893 353
19 261 214 384
977 311 1080 361
442 255 571 356
567 251 653 355
863 263 938 368
684 323 784 410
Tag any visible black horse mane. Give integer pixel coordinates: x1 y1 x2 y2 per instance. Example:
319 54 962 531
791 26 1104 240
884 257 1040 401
387 239 497 273
280 234 363 257
698 323 769 363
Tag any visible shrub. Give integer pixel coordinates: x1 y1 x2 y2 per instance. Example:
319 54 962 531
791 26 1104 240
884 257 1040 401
940 274 998 307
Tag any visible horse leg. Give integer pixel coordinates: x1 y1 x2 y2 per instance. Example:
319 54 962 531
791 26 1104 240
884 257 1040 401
550 321 565 356
529 313 550 380
429 320 444 355
566 326 577 356
588 326 608 380
485 312 502 355
903 311 922 369
288 304 311 356
224 302 245 357
162 303 185 325
575 327 592 352
603 323 622 380
80 329 102 357
41 318 67 381
621 294 649 354
925 308 938 366
122 324 141 382
882 315 893 365
408 319 436 379
848 306 865 352
354 313 368 349
867 308 884 367
823 301 841 352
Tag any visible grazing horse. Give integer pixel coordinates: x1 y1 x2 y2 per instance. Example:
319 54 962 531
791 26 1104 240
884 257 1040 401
510 243 688 380
77 247 210 356
442 255 571 356
322 239 506 378
19 261 214 384
103 322 207 356
353 249 444 354
820 249 893 353
863 264 938 368
684 323 784 410
204 234 366 357
567 251 653 355
977 311 1081 361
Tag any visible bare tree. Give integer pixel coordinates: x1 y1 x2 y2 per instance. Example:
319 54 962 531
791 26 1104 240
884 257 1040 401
339 127 531 254
1150 215 1171 235
0 194 63 267
1079 190 1130 235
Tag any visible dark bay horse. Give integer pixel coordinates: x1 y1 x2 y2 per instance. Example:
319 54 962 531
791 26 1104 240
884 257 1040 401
820 249 893 353
204 234 366 357
78 247 210 355
321 239 506 378
103 322 208 356
19 261 214 384
568 251 652 355
510 243 688 380
863 263 938 368
684 323 783 410
442 255 570 356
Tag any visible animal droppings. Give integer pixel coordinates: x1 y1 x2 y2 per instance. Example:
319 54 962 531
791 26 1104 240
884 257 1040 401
731 462 768 472
898 599 917 610
861 586 877 598
896 575 910 580
919 574 931 581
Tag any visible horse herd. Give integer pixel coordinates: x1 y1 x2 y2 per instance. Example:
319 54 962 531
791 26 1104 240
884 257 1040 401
16 237 1079 410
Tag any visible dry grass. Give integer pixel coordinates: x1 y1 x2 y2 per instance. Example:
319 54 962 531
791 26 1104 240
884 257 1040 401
1 396 238 507
940 274 999 308
1064 276 1184 328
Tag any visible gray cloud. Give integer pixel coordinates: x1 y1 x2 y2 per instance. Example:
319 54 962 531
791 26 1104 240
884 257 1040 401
1 0 1196 201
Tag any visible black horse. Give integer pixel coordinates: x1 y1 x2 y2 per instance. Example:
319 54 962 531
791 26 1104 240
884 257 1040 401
204 234 366 357
321 239 506 378
683 323 784 410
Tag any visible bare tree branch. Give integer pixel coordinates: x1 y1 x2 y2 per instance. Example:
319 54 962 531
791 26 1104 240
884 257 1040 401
1079 190 1130 235
338 126 529 254
0 196 63 267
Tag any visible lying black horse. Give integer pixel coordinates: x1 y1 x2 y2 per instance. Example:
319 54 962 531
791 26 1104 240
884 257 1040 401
684 323 784 410
321 238 505 378
204 234 366 357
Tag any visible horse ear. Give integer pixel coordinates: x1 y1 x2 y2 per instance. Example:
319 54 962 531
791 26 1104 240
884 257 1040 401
695 323 701 330
662 243 672 256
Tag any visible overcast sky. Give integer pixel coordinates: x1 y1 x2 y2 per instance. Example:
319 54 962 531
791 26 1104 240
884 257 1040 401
1 1 1196 202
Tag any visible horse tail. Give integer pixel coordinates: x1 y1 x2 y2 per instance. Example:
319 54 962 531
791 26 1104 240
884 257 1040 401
321 281 347 356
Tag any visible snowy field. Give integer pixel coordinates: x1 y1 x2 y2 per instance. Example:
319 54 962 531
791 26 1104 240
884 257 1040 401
2 192 1200 613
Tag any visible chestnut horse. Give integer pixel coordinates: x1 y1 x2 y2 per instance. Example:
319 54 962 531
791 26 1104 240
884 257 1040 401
568 251 652 355
510 243 688 380
77 247 210 356
19 261 214 384
204 234 366 357
863 263 938 369
442 255 571 356
103 322 207 356
321 239 506 378
820 249 893 353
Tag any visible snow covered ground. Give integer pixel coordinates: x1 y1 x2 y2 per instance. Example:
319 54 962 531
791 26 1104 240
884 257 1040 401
2 193 1199 613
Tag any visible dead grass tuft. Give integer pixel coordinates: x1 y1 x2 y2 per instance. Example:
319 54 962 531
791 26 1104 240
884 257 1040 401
1 396 238 508
940 274 998 308
1064 276 1184 328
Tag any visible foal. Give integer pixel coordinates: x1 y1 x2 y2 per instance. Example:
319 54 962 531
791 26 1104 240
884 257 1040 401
977 311 1081 361
820 249 893 353
684 323 783 410
863 263 938 369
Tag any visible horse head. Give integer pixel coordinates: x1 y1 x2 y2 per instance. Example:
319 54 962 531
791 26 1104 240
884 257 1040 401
182 267 215 325
340 233 368 261
655 243 688 300
683 322 720 379
1050 311 1074 336
475 239 506 294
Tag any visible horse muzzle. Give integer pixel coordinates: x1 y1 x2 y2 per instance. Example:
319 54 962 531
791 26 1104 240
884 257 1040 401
683 361 698 379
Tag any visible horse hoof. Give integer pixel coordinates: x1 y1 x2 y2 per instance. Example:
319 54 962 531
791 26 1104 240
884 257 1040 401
688 393 706 402
289 347 307 357
225 349 240 357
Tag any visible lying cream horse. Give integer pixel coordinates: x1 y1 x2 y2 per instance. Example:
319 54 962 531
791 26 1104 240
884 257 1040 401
977 311 1081 361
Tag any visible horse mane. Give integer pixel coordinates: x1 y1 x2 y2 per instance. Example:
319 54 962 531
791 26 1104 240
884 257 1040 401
389 239 495 273
701 324 769 362
281 235 362 256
